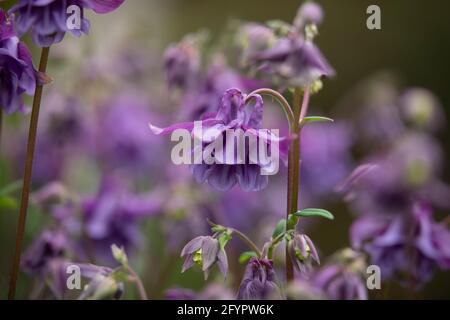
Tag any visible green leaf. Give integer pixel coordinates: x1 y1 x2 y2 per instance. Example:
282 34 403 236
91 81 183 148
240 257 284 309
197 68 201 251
239 251 258 264
301 116 334 126
0 196 18 210
272 219 286 239
294 208 334 220
0 180 22 197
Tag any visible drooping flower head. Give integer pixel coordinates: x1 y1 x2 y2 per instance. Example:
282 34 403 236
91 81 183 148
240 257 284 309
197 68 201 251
237 258 281 300
288 233 320 276
180 235 228 280
9 0 125 47
0 9 36 113
150 88 286 191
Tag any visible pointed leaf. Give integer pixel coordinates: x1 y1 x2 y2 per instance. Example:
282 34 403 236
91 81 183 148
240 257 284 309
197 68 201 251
239 251 258 264
301 116 334 126
272 219 286 239
294 208 334 220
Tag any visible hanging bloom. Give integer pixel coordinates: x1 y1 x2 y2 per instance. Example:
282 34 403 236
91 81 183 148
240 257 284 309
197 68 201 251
0 9 36 114
9 0 125 47
180 235 228 280
150 88 286 191
351 202 450 287
237 258 281 300
293 2 324 29
288 233 320 276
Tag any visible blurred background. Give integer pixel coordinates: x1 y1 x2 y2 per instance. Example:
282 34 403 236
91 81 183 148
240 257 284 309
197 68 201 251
0 0 449 299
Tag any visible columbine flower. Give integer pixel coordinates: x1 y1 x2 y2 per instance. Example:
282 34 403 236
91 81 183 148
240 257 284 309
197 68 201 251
150 88 286 191
293 2 324 29
237 258 281 300
10 0 125 47
351 202 450 287
0 9 36 114
180 235 228 280
288 233 320 276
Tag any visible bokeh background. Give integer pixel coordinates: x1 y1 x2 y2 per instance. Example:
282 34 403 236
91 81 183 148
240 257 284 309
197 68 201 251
1 0 449 299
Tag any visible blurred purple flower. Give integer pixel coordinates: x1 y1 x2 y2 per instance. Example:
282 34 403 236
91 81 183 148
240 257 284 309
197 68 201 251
288 233 320 276
166 284 234 300
0 9 36 114
22 229 70 275
313 264 367 300
351 202 450 287
10 0 124 47
252 35 334 87
237 258 281 300
180 235 228 280
151 88 286 191
293 2 324 29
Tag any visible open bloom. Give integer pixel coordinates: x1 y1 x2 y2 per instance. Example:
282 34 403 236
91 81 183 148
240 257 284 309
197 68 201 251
180 235 228 280
288 233 320 276
237 258 281 300
10 0 125 47
150 88 286 191
0 9 36 113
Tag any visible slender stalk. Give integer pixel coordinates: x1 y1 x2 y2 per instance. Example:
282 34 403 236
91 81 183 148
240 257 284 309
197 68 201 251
8 47 50 300
229 228 262 258
127 266 148 300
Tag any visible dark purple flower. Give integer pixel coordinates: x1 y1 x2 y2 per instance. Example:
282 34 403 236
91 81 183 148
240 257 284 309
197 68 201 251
0 9 36 113
351 202 450 287
313 264 367 300
180 235 228 280
10 0 124 47
21 229 70 275
288 233 320 276
151 88 286 191
252 35 334 87
237 258 281 300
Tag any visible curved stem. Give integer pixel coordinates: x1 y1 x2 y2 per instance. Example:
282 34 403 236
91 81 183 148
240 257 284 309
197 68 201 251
229 228 262 258
299 87 311 123
246 88 295 129
127 266 148 300
8 47 50 300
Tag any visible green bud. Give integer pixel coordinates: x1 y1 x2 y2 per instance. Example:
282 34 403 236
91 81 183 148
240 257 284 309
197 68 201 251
111 244 128 267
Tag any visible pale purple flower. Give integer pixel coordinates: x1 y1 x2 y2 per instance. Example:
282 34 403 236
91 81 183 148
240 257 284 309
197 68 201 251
288 233 320 276
0 9 36 114
10 0 125 47
237 258 281 300
293 2 324 29
180 235 228 280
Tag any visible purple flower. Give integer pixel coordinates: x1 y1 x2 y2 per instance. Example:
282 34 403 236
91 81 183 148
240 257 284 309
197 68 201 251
165 284 234 300
82 175 163 262
313 264 367 300
237 258 281 300
0 9 36 114
180 235 228 280
164 33 202 90
253 36 334 87
288 233 320 276
351 202 450 287
21 229 70 275
151 88 286 191
10 0 125 47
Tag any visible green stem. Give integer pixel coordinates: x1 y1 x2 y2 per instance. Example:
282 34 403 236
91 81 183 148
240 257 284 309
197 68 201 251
229 228 262 258
8 47 50 300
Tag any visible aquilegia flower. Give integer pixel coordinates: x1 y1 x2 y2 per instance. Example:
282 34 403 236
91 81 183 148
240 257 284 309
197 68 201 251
9 0 125 47
150 88 286 191
180 235 228 280
0 9 36 114
288 233 320 276
237 258 282 300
